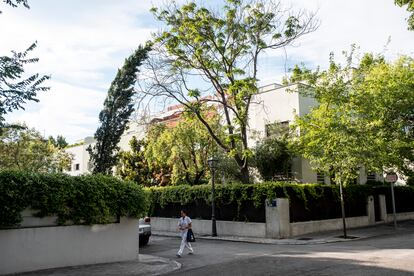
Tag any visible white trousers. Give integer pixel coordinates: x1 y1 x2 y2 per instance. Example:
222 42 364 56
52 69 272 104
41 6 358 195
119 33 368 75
177 234 193 255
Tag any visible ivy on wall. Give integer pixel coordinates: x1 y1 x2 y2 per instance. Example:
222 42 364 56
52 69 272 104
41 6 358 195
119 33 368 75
0 170 149 227
147 182 414 222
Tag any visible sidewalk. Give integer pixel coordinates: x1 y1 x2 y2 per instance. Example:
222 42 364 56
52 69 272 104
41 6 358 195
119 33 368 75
153 220 414 245
16 254 181 276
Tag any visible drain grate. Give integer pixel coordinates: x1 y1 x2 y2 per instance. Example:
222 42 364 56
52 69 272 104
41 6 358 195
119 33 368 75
296 237 313 241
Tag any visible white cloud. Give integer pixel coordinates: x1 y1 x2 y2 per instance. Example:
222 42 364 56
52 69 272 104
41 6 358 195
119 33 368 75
5 80 106 142
282 0 414 69
1 0 159 142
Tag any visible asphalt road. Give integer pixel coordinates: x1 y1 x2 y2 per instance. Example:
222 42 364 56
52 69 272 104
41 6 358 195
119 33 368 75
141 229 414 275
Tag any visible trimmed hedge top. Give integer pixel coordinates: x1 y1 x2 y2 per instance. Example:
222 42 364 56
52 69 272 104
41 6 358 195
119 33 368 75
147 182 414 222
0 170 149 227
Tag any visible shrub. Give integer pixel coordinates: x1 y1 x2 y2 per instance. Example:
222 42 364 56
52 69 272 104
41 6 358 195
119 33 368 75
0 170 149 227
147 182 385 222
252 137 293 181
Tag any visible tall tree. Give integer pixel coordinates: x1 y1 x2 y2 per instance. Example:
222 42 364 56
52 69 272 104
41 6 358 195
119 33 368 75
138 0 318 183
290 50 414 237
395 0 414 30
88 45 150 174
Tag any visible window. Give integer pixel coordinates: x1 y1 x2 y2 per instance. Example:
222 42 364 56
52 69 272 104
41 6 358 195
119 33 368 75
316 172 325 184
367 173 376 182
265 121 289 137
75 164 80 171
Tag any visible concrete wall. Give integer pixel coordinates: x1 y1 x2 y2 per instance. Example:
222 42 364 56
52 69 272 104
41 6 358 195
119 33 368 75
0 218 139 275
151 217 266 238
151 196 414 239
385 212 414 222
290 216 370 237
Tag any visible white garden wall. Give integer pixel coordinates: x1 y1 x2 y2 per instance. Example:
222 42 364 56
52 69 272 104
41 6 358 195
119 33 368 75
0 218 139 275
151 217 266 238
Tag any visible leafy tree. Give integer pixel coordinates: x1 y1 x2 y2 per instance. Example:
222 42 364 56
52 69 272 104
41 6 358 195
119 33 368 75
88 45 150 174
290 49 414 237
145 114 219 185
0 43 50 131
0 125 72 172
355 54 414 175
395 0 414 30
253 136 293 181
48 135 68 149
138 0 318 183
1 0 49 130
116 136 153 186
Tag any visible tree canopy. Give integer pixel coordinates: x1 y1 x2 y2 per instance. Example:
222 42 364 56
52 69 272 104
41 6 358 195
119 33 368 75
144 113 219 185
292 52 414 183
138 0 318 183
116 136 153 186
0 125 72 172
395 0 414 30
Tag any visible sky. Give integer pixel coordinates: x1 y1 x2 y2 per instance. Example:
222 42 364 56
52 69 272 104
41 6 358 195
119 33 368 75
1 0 413 143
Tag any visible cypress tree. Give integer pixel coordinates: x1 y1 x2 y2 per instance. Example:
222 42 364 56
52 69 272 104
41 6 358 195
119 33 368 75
88 45 150 174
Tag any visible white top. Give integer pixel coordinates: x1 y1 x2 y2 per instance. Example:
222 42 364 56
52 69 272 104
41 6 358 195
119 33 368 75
178 216 192 238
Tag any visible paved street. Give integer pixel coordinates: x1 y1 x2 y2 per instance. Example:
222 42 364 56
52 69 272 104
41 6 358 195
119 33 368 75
142 224 414 275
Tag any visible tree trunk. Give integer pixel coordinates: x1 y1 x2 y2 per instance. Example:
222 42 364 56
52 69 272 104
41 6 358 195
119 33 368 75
240 165 250 184
339 178 347 238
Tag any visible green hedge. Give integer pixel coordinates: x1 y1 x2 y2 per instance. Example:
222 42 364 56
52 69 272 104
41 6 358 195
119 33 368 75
147 183 378 222
0 170 149 227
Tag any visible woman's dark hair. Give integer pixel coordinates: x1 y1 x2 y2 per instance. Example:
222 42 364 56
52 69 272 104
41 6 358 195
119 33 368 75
181 209 188 215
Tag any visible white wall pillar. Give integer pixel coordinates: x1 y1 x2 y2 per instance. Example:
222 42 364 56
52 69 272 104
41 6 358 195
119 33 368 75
379 194 387 222
366 196 375 225
265 198 290 239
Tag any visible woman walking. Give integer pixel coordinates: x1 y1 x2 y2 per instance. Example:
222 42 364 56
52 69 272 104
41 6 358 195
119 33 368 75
177 209 194 258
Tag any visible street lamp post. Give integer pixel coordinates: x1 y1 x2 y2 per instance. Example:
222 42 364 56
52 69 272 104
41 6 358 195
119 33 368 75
208 157 218 237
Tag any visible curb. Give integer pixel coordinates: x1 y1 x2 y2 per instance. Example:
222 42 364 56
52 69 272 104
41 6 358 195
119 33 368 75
152 231 366 245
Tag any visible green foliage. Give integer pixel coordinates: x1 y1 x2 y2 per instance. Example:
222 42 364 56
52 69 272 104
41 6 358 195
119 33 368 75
253 132 294 181
145 114 219 185
48 135 68 149
0 126 72 172
0 170 149 227
395 0 414 30
88 45 150 174
145 0 317 183
290 50 414 185
215 152 244 183
116 136 153 186
0 42 49 130
148 182 317 210
147 182 414 222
